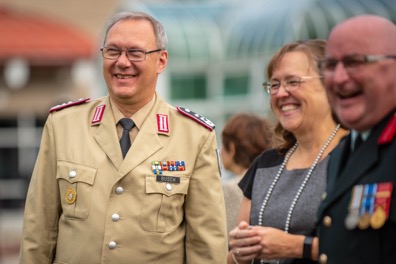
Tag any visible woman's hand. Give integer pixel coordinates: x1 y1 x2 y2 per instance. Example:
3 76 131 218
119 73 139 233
228 221 262 263
251 226 304 260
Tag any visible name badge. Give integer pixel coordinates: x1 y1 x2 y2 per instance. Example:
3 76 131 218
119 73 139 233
156 175 180 184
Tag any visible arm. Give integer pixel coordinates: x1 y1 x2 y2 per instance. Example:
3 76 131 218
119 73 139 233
19 115 60 264
185 131 228 263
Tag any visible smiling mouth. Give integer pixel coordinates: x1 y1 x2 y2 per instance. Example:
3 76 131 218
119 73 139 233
115 74 136 79
338 90 362 99
281 104 299 112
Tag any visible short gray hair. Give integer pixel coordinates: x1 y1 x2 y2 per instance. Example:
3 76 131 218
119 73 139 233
103 11 167 49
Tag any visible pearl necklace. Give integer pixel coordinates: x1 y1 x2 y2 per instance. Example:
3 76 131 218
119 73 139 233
258 124 340 263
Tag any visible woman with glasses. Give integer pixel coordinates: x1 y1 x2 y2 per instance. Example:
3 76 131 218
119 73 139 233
227 40 348 264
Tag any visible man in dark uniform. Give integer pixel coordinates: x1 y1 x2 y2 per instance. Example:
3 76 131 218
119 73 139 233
19 11 228 263
317 15 396 264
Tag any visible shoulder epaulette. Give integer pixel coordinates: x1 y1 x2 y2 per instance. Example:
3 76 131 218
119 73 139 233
49 98 90 113
176 106 215 131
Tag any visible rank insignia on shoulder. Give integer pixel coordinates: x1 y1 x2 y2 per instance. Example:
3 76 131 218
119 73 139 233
176 106 215 131
49 98 90 113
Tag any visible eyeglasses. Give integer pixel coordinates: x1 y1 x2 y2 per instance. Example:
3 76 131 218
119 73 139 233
319 54 396 76
100 47 163 62
262 76 323 95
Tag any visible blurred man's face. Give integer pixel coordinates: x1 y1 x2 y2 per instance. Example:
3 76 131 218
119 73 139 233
323 17 396 131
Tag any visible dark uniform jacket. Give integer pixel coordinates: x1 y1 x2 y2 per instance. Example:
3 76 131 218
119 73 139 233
19 94 228 264
317 111 396 264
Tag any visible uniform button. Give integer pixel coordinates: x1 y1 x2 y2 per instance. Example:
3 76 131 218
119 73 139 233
69 170 77 178
112 213 120 222
319 253 328 264
166 183 172 191
108 241 117 249
115 186 124 194
321 192 327 200
323 216 332 227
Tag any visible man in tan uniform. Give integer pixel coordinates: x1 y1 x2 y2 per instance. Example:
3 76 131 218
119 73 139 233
19 11 228 264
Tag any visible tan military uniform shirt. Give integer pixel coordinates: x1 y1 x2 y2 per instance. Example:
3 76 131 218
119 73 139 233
20 94 228 264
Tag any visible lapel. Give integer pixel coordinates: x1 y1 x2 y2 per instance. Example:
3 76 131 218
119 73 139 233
325 136 349 197
92 96 123 169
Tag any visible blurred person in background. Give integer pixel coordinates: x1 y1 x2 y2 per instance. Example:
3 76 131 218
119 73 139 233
19 11 228 264
227 39 348 264
221 112 277 239
317 15 396 264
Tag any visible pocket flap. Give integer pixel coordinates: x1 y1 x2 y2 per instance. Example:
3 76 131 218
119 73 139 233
56 161 97 185
145 175 189 196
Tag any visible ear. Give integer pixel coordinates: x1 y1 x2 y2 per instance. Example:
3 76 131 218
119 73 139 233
229 142 236 157
157 50 168 74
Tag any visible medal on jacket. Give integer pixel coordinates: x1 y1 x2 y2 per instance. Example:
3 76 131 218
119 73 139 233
65 187 77 204
358 184 376 230
370 182 393 229
346 182 393 230
345 185 363 230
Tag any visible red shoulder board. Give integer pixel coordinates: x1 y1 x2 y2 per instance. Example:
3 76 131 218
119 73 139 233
378 113 396 145
49 98 90 113
176 106 215 131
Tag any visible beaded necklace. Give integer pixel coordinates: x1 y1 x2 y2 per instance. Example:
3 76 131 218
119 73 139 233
258 124 340 264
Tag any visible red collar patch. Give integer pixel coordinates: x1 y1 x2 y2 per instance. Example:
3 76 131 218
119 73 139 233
157 114 169 133
91 105 106 124
378 113 396 145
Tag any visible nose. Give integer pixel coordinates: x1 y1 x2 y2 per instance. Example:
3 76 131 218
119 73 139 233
331 61 349 84
116 51 132 68
274 82 290 97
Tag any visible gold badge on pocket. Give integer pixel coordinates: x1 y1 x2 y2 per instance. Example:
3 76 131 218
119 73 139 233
65 188 77 204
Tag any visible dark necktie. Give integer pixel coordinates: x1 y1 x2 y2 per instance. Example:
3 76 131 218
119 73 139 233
354 134 363 151
119 118 135 158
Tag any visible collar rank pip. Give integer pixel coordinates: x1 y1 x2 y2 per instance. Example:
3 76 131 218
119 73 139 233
49 98 90 113
176 106 215 131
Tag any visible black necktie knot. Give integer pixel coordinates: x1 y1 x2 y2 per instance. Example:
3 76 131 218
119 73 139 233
119 118 134 131
119 118 135 158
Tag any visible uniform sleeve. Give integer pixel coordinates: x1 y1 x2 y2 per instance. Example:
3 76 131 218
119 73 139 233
19 114 60 264
184 130 228 264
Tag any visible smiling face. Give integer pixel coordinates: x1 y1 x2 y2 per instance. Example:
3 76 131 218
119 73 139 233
270 51 331 136
102 18 168 108
324 16 396 131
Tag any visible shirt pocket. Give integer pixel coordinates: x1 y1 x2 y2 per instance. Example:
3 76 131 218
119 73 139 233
56 161 97 220
140 174 190 232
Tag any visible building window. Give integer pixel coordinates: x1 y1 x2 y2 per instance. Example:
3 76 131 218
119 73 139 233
170 75 207 99
224 75 249 96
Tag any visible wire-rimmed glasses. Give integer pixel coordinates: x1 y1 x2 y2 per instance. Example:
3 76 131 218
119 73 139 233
262 76 323 95
100 47 163 62
319 54 396 77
